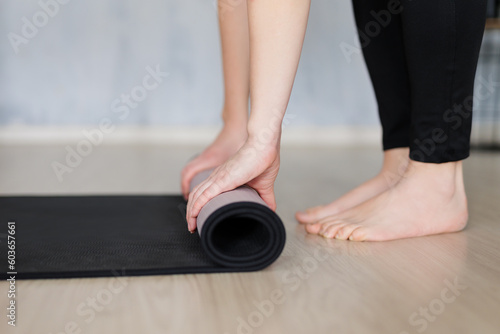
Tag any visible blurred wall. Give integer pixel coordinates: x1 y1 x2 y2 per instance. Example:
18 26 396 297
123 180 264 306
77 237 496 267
0 0 379 128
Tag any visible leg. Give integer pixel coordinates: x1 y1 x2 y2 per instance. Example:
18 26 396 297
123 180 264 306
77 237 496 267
181 0 250 198
307 0 487 241
403 0 486 163
297 0 412 224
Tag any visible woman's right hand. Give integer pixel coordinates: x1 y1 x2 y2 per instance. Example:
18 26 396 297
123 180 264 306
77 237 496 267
186 134 281 232
180 121 248 199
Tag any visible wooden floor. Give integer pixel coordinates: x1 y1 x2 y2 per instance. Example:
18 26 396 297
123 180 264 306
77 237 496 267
1 144 499 334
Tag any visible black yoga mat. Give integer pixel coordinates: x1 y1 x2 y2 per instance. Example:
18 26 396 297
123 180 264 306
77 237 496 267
0 174 286 279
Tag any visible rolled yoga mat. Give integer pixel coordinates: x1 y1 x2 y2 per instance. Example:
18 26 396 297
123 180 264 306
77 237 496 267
189 169 285 270
0 171 285 279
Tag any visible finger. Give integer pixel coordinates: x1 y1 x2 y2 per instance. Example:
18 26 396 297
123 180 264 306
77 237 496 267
188 170 234 230
187 182 218 231
181 164 196 199
258 187 277 211
186 178 215 231
186 175 212 220
181 157 216 199
186 164 227 215
186 183 203 231
181 162 206 200
187 189 212 230
186 186 199 230
189 176 222 219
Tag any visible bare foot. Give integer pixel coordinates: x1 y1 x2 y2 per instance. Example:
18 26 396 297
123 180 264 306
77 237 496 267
181 120 247 199
305 160 468 241
296 148 410 224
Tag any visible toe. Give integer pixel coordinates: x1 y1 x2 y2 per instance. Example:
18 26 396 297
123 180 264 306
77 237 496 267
349 226 368 242
296 206 324 224
319 222 346 239
335 223 361 240
305 223 323 234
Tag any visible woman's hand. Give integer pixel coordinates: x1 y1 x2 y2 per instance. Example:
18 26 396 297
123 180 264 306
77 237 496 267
180 122 247 200
186 135 280 232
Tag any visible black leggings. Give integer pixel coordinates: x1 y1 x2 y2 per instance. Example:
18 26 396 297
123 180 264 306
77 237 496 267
352 0 487 163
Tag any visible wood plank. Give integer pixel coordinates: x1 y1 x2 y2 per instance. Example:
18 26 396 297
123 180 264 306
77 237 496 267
0 145 499 334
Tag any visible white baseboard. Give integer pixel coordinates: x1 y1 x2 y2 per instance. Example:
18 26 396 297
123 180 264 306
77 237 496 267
471 122 500 144
0 125 382 147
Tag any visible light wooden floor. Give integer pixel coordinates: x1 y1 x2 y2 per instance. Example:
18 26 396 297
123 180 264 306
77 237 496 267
1 144 499 334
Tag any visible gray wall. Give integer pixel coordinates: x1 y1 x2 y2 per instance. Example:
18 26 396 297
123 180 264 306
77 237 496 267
0 0 380 127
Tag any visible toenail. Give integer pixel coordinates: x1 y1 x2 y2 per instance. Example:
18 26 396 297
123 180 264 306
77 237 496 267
348 236 353 241
320 231 331 238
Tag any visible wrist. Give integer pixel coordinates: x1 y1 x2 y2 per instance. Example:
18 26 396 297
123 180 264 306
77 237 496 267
223 118 247 132
222 120 248 141
247 113 282 137
222 105 248 128
246 124 282 151
246 105 285 144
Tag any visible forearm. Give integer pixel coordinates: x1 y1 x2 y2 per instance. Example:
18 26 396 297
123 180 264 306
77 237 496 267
246 0 311 143
218 0 250 128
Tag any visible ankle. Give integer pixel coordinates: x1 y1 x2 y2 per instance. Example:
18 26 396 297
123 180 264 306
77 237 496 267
406 160 462 197
382 148 410 171
377 148 410 185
